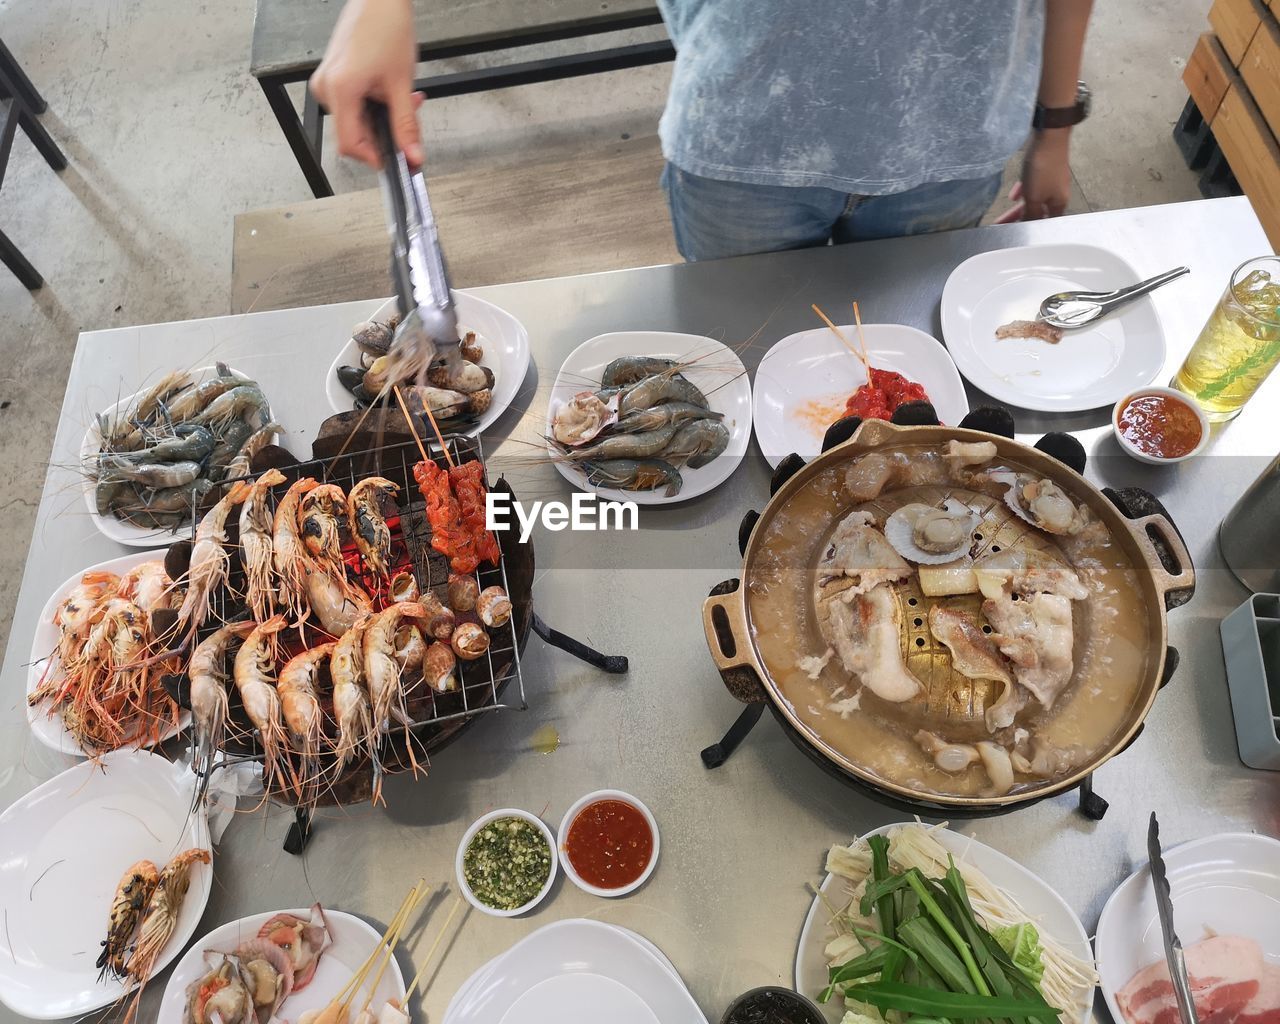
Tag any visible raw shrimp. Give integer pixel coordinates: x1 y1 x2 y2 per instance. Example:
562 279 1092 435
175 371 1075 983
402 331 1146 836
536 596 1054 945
279 643 335 799
173 480 252 640
121 848 211 1024
299 484 348 574
554 423 680 462
98 456 203 490
663 418 730 469
582 458 682 496
163 367 241 423
225 420 281 481
188 620 255 809
601 355 680 388
305 568 372 636
612 400 723 434
273 478 319 625
206 420 254 481
129 370 194 431
233 615 294 793
191 384 269 434
239 468 286 622
617 373 708 415
347 477 399 580
115 424 215 465
97 858 159 980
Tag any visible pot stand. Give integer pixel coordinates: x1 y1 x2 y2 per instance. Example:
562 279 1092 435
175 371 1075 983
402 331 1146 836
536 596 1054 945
701 405 1194 820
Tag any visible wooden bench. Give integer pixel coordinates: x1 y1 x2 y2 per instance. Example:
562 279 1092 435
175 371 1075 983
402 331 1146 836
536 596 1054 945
230 135 678 313
251 0 673 198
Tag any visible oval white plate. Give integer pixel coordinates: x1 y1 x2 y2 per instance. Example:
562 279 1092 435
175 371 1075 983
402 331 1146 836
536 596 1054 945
0 750 212 1020
795 823 1094 1024
1096 831 1280 1024
544 331 752 505
444 918 706 1024
752 323 970 468
159 907 405 1022
81 364 270 548
27 551 190 757
445 924 682 1021
940 243 1167 412
324 293 532 436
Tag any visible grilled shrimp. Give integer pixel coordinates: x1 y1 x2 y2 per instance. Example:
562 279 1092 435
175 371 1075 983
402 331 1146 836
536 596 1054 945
174 480 252 640
188 620 255 809
363 603 427 733
279 643 334 800
346 477 399 580
330 615 375 774
304 567 371 636
122 848 211 1024
233 615 294 793
273 478 319 625
582 458 682 496
97 858 159 980
240 468 286 622
118 560 174 615
299 483 347 574
617 373 709 415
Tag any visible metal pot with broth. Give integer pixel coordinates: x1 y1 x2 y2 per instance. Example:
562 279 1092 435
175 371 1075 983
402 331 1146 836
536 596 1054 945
703 420 1194 810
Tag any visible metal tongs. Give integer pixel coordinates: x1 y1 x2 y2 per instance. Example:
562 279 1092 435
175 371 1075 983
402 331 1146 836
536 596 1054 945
1038 266 1190 329
1148 813 1200 1024
367 100 462 378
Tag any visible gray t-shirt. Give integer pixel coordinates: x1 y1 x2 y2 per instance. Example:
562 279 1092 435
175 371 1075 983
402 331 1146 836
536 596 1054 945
656 0 1045 194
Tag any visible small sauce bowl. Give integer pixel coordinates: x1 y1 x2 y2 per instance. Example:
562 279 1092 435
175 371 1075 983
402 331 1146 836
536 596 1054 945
721 986 825 1024
455 808 558 918
558 789 659 898
1112 386 1209 465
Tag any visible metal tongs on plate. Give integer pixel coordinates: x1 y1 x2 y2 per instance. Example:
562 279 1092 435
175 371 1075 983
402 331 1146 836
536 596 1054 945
367 100 462 383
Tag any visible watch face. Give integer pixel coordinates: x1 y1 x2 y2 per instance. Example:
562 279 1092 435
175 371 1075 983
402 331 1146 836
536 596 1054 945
1078 81 1092 119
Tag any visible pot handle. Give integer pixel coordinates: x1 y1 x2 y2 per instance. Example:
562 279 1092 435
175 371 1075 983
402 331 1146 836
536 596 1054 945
1129 513 1195 602
702 584 767 703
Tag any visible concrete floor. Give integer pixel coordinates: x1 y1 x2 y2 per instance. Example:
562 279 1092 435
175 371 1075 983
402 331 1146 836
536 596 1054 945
0 0 1216 659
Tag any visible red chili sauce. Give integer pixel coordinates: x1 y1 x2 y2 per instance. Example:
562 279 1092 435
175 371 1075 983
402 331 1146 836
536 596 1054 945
1117 393 1203 458
564 799 653 889
845 367 930 421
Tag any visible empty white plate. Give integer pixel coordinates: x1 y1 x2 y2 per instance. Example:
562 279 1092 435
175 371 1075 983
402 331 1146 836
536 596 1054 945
0 750 212 1020
324 293 532 437
795 824 1093 1024
445 918 706 1023
752 323 970 468
545 331 752 505
1095 831 1280 1024
27 551 189 757
159 907 405 1022
940 243 1167 412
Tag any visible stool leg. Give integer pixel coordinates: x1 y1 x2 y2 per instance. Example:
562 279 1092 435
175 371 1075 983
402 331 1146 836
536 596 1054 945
0 39 47 114
0 228 42 289
16 106 65 171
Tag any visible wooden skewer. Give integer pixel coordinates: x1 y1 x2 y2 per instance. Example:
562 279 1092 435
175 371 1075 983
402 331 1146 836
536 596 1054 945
356 883 430 1017
394 384 456 470
405 895 467 1000
851 301 872 371
392 385 431 464
811 303 871 377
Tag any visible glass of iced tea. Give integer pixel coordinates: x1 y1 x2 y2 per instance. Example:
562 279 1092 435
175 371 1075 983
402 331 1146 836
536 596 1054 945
1173 255 1280 421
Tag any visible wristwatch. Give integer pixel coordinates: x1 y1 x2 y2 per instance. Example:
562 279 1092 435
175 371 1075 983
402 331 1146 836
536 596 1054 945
1032 81 1091 130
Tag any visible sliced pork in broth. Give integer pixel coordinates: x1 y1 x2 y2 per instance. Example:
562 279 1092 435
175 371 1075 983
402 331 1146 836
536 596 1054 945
816 583 922 703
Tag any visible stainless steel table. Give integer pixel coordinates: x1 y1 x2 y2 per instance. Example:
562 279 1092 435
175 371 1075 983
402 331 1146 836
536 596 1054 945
3 195 1277 1023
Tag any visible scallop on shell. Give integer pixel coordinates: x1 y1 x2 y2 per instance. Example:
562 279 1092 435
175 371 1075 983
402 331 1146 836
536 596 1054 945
988 470 1088 536
551 391 619 446
884 498 980 564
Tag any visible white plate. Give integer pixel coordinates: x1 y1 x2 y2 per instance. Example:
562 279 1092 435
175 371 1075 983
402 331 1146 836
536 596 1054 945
940 243 1167 412
445 924 682 1020
324 293 532 436
81 364 270 548
0 750 212 1020
1096 832 1280 1024
752 323 970 468
544 331 752 505
27 551 190 758
795 824 1094 1024
158 907 405 1022
444 918 706 1024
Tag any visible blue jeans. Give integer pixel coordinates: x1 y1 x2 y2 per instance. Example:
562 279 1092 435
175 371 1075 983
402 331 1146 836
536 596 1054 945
661 163 1003 262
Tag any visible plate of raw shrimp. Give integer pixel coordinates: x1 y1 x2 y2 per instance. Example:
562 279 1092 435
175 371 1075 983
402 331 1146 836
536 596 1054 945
26 551 191 758
544 331 752 505
81 364 279 548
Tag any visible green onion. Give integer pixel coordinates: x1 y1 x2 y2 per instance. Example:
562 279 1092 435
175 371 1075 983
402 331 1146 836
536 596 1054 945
870 834 898 938
844 981 1062 1019
898 917 978 994
905 870 992 997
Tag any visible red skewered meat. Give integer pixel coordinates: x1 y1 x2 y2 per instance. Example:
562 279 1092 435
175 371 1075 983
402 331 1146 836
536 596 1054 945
448 461 500 568
413 460 479 574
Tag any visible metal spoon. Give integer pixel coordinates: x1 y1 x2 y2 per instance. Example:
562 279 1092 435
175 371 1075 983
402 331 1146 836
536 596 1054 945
1038 266 1190 329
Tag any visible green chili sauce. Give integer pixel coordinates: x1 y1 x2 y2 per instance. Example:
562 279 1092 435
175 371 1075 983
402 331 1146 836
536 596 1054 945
463 816 551 911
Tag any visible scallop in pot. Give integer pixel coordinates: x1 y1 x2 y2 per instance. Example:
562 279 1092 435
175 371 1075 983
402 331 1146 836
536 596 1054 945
884 498 979 564
988 471 1089 536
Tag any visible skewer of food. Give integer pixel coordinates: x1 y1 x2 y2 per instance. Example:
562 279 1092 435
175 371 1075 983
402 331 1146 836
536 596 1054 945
89 364 277 531
546 354 731 496
814 303 934 426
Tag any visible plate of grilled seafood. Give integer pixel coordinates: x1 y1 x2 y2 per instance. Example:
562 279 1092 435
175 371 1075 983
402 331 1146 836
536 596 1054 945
325 292 531 437
158 904 406 1024
82 363 278 547
26 551 190 757
703 418 1194 809
544 331 752 504
0 750 212 1020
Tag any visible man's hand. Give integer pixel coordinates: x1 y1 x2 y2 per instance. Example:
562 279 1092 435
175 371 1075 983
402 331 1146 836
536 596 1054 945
995 130 1073 223
310 0 424 169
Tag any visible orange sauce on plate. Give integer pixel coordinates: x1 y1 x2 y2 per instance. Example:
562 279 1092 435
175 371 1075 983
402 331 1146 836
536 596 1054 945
1117 394 1203 458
